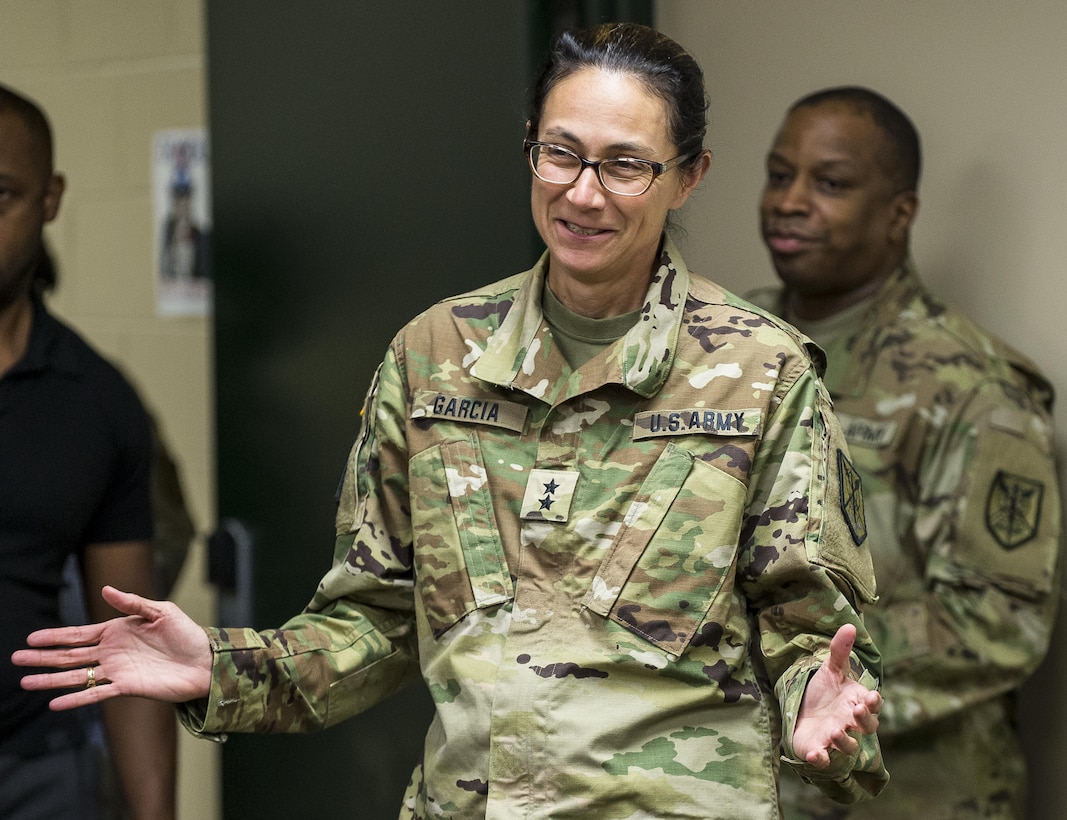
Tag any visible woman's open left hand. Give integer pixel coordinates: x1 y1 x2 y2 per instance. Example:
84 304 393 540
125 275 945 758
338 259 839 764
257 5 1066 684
792 623 882 768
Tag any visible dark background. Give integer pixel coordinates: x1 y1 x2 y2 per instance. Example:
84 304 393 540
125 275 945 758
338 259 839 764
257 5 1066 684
206 1 649 816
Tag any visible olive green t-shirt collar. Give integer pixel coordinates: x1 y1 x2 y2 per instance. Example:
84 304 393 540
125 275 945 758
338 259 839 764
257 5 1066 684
541 283 641 369
785 294 875 352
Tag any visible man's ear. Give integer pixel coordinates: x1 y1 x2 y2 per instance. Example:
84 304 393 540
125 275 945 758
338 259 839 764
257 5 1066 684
888 190 918 244
44 173 65 223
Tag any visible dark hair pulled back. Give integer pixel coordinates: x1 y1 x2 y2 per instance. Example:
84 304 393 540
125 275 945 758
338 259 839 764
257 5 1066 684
528 23 708 170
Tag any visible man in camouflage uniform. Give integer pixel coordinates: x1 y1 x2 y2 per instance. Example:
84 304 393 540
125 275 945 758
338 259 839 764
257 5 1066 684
751 86 1061 818
170 236 888 818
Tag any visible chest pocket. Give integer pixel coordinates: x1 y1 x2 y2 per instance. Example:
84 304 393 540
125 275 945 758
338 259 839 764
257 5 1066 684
582 443 747 658
409 434 513 637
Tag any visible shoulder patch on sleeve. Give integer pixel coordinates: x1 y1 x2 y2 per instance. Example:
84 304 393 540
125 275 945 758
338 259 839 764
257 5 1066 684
986 470 1044 549
837 449 867 546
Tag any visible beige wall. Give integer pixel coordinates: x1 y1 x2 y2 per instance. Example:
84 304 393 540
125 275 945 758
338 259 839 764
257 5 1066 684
0 1 217 818
658 1 1067 815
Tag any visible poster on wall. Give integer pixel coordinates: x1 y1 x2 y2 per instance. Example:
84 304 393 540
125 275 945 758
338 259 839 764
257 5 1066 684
152 129 212 317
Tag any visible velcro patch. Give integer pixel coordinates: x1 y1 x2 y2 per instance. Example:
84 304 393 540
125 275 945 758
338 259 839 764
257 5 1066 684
836 412 897 449
837 449 867 545
520 469 580 523
986 470 1044 549
412 389 528 432
632 408 761 440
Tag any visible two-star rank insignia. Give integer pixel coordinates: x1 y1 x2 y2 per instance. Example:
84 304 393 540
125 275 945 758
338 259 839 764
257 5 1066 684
837 449 867 546
520 469 580 523
986 470 1044 549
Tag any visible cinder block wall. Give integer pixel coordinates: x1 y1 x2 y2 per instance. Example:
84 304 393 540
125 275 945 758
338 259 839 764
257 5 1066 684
0 2 218 818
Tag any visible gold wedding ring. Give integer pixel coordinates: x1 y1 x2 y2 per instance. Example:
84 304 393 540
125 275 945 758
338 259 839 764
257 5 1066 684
85 666 96 689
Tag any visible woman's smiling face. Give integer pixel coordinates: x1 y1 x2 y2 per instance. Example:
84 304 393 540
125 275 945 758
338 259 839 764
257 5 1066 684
529 67 703 312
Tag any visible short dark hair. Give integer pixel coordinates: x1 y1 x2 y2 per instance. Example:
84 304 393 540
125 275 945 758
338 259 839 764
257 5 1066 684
791 86 921 192
0 82 55 176
527 22 708 172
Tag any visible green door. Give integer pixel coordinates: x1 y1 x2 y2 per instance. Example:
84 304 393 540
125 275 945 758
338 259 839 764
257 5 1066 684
206 3 533 817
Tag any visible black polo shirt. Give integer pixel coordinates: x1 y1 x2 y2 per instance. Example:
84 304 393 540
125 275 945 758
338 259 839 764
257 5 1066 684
0 296 152 755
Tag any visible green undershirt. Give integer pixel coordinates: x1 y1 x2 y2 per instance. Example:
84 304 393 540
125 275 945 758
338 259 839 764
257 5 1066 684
541 284 641 369
785 294 875 365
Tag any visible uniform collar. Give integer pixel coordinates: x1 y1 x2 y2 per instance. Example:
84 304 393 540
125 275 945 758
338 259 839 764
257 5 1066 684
471 235 690 402
818 258 922 398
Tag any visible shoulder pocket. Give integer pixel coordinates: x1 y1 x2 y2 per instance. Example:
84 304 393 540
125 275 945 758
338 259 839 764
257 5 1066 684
948 420 1059 599
807 407 878 604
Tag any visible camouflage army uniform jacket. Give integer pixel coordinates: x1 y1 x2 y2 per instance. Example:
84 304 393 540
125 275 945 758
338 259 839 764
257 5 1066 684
748 261 1061 819
181 238 888 819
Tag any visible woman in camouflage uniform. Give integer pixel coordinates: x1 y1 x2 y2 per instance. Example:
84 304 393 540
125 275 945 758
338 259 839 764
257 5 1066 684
16 23 887 819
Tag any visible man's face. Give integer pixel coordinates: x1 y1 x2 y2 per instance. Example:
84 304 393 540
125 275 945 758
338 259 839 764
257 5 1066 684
0 109 62 311
759 101 915 316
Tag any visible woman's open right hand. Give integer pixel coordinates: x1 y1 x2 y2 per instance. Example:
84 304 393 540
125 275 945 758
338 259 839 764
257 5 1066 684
12 585 214 710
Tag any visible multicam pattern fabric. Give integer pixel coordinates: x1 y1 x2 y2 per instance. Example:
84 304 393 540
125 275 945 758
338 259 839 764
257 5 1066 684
748 261 1062 819
180 237 887 818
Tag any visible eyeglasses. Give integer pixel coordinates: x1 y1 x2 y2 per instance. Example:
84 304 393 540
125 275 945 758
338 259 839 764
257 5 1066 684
524 140 693 197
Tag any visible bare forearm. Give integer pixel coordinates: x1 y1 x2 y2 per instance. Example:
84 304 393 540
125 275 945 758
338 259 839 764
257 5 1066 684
101 696 177 820
85 542 178 819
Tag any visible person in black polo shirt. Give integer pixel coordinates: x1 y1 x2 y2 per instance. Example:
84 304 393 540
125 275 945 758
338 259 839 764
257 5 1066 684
0 83 176 820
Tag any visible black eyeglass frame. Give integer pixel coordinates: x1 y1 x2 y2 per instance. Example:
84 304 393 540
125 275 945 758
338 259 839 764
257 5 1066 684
523 139 695 197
